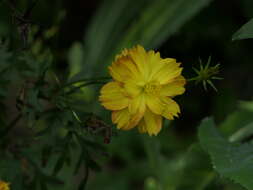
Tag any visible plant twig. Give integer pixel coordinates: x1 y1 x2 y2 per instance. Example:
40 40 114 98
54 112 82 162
63 77 111 88
65 81 107 95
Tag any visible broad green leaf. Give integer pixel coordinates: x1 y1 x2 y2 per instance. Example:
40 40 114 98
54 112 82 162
118 0 213 49
77 0 147 80
70 0 213 82
142 134 215 190
176 144 215 190
68 42 84 79
232 18 253 40
199 117 253 190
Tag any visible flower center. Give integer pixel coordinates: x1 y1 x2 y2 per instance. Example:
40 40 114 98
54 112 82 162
143 82 161 95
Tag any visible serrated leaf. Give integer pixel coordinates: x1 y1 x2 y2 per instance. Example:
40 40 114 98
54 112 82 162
198 117 253 190
176 144 215 190
232 18 253 41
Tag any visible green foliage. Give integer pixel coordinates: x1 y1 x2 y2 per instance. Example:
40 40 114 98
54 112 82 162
219 102 253 138
69 0 213 82
0 42 108 189
232 18 253 40
199 118 253 190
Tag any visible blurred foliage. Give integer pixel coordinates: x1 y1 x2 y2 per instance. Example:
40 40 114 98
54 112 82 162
0 0 253 190
233 18 253 40
70 0 213 81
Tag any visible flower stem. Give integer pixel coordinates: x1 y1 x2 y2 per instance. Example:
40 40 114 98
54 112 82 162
63 77 111 88
229 122 253 143
65 81 107 95
186 77 198 82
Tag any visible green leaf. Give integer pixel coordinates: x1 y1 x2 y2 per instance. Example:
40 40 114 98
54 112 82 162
198 117 253 189
176 144 215 190
70 0 213 81
118 0 214 49
68 42 84 79
229 122 253 143
232 18 253 40
219 108 253 137
239 100 253 112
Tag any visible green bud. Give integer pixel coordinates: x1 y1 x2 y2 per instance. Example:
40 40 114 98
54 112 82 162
189 56 223 91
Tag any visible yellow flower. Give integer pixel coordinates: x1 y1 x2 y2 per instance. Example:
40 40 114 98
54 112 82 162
99 45 186 136
0 180 10 190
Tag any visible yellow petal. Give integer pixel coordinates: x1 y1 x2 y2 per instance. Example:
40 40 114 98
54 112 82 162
112 109 131 130
152 59 182 85
137 119 147 133
148 56 176 80
124 79 143 98
143 109 162 136
146 50 161 70
112 109 140 130
146 94 164 115
99 82 129 110
129 45 149 80
109 56 140 82
128 94 146 115
160 76 186 97
161 97 180 120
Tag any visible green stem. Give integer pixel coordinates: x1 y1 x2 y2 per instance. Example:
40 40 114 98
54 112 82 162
63 77 111 88
229 122 253 143
65 81 107 95
186 77 198 82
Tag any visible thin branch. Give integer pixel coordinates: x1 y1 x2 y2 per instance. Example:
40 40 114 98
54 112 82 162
63 77 111 88
65 81 107 95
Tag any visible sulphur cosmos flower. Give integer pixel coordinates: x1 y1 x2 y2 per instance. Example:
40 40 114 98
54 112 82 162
99 45 186 136
0 180 10 190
